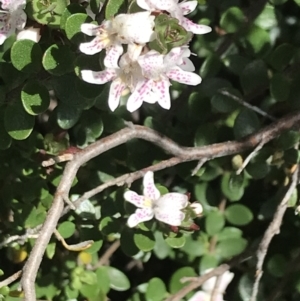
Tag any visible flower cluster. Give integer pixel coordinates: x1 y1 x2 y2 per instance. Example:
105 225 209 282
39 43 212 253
124 171 202 228
80 0 211 112
0 0 27 44
188 270 234 301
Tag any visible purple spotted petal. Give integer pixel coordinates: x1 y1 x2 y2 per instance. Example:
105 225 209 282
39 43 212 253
152 79 171 110
156 193 188 210
126 79 153 112
2 0 26 10
180 58 195 72
79 36 109 55
181 18 212 35
137 0 177 11
143 171 160 200
154 209 185 226
108 78 127 111
166 66 202 86
81 69 116 85
124 191 146 208
104 44 123 68
178 1 197 15
138 50 164 78
127 208 154 228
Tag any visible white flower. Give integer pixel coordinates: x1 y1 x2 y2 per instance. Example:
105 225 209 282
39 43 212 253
190 203 203 216
0 0 27 45
188 270 234 301
136 0 212 35
81 49 145 111
126 46 202 112
79 12 155 67
17 27 40 43
124 171 188 227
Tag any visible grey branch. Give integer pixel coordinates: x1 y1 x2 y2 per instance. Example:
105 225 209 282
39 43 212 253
21 111 300 301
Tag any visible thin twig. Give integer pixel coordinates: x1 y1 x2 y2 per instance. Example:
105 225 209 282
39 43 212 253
210 275 222 301
191 158 208 176
220 90 276 121
0 270 22 288
236 140 265 175
21 112 300 301
95 240 121 267
250 165 300 301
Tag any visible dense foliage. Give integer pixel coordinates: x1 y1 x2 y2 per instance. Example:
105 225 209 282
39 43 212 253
1 0 300 300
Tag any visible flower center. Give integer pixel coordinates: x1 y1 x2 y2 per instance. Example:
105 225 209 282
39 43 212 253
142 198 153 208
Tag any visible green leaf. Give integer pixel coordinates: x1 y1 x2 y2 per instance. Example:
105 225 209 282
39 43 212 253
105 0 125 19
270 73 290 102
134 230 155 252
57 221 76 239
205 211 225 235
96 267 110 294
153 231 171 259
271 0 288 4
105 266 130 291
200 54 222 78
65 13 92 44
225 204 253 226
220 7 245 33
240 60 269 95
11 40 42 73
4 101 34 140
243 25 271 57
21 81 50 115
234 109 260 139
211 88 241 113
165 234 186 248
224 54 250 76
275 130 300 150
43 44 75 76
46 242 56 259
0 119 12 150
194 124 217 146
246 162 270 179
199 254 218 274
216 227 243 241
146 278 167 301
80 271 97 285
56 104 82 130
255 4 277 30
120 228 139 256
268 43 294 71
267 254 287 277
99 217 121 236
169 267 196 293
60 3 86 30
215 237 247 258
221 172 245 202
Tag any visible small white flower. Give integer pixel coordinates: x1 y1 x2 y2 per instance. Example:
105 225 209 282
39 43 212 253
124 171 188 227
81 49 145 111
17 27 41 43
190 203 203 216
136 0 212 35
79 12 155 67
126 46 202 112
188 270 234 301
0 0 27 45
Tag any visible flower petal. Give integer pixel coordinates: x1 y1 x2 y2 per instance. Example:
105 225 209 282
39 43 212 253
180 58 195 72
127 208 154 227
17 27 41 42
2 0 26 10
166 66 202 86
154 210 185 226
179 1 197 15
124 191 146 208
143 171 160 200
156 193 188 210
126 79 153 112
152 79 171 110
181 18 212 35
138 50 164 78
108 78 126 111
187 291 211 301
81 69 116 85
79 36 108 55
201 270 234 294
81 23 101 36
104 44 123 68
